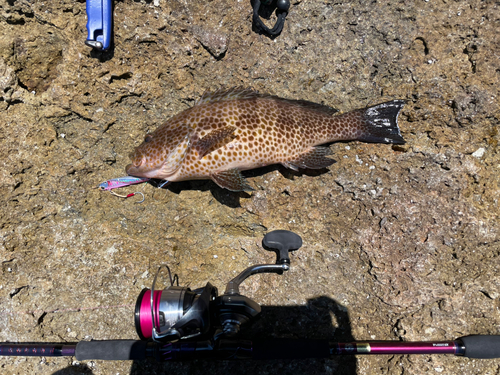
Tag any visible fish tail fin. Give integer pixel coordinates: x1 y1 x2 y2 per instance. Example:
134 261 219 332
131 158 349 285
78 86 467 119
356 100 406 144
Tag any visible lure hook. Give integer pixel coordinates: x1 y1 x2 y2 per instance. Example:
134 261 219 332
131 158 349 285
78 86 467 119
109 191 145 204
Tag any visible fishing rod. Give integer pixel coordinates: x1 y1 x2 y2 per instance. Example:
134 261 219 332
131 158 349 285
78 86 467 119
2 335 500 361
1 231 499 361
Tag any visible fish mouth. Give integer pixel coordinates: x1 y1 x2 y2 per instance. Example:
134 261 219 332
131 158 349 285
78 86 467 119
129 153 143 167
125 164 141 177
125 157 145 176
125 162 161 179
126 164 145 176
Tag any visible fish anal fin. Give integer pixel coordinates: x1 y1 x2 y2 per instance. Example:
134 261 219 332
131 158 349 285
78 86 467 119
284 147 335 170
210 169 254 192
282 161 300 172
196 125 236 158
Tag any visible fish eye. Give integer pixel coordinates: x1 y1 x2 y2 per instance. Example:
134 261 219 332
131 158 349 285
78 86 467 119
144 134 153 143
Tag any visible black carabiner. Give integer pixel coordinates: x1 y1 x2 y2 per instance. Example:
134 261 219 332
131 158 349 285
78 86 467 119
252 0 290 37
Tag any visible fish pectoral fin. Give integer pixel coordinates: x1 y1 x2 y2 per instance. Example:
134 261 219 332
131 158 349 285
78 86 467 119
196 125 237 159
159 135 191 176
210 169 254 192
284 147 335 170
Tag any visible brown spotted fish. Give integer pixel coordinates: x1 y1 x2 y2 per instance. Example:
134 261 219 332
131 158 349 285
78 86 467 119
126 87 405 191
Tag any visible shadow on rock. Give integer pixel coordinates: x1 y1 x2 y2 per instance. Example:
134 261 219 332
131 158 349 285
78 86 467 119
156 179 250 208
150 164 333 207
89 47 115 62
52 364 94 375
129 296 357 375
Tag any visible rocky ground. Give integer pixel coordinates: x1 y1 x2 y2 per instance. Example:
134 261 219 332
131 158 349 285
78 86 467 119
0 0 499 374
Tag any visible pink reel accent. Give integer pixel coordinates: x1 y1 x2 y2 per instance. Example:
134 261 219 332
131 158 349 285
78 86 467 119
137 290 162 340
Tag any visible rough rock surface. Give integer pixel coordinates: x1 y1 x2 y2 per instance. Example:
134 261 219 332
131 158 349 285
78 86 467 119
0 0 499 374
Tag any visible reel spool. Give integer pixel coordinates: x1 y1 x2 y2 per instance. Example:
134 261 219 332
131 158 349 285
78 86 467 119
135 265 217 342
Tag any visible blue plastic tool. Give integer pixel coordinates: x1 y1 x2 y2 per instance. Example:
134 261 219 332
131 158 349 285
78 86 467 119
85 0 112 51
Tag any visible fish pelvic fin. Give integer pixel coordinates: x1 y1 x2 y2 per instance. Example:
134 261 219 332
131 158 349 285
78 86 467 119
210 169 254 192
195 125 237 159
356 100 406 144
283 147 335 170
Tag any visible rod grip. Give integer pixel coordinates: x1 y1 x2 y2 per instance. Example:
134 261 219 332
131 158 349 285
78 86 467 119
75 340 148 361
252 339 330 360
460 335 500 359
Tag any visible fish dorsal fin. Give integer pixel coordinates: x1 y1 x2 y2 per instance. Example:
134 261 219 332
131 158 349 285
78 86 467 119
196 87 338 116
158 134 191 177
278 99 338 116
196 87 262 106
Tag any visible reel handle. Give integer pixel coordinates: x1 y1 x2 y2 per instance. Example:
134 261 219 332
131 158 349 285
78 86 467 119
223 230 302 295
262 230 303 264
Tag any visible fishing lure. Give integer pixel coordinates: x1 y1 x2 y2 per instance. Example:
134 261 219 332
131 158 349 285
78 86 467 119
97 176 151 191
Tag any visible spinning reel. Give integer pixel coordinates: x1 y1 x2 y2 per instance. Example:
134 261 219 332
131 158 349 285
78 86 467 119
135 230 302 343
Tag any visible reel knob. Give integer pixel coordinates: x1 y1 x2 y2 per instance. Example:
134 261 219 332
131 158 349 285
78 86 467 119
262 230 302 265
277 0 290 11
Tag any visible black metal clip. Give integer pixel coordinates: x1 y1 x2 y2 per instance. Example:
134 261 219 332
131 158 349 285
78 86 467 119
252 0 290 37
